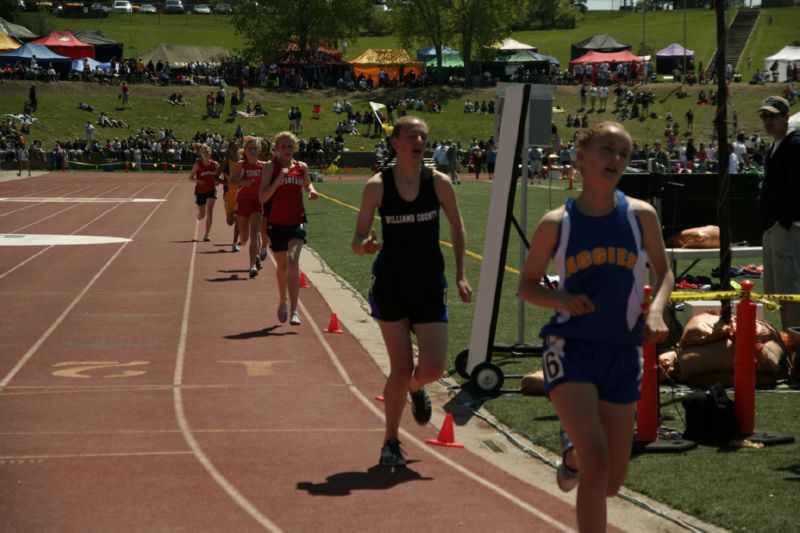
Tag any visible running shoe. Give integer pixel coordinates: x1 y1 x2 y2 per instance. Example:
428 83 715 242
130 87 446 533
408 387 432 425
232 243 240 252
556 427 580 493
203 234 211 242
289 311 301 325
379 438 406 467
249 266 258 278
255 255 263 270
277 302 288 323
259 249 268 261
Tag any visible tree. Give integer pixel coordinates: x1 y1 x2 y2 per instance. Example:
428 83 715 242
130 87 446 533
229 0 371 62
0 0 21 21
449 0 524 85
527 0 578 28
390 0 454 84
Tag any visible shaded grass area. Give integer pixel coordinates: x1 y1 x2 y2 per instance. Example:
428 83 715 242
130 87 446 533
307 179 798 532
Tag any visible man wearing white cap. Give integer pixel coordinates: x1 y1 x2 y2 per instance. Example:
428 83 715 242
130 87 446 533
757 95 800 332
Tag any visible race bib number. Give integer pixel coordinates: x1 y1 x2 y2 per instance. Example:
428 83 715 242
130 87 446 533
543 337 566 382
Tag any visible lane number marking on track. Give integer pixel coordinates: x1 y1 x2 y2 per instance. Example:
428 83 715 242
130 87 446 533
218 360 290 377
52 361 149 379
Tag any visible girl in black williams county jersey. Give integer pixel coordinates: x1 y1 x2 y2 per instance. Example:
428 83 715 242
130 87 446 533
259 131 318 325
352 116 472 467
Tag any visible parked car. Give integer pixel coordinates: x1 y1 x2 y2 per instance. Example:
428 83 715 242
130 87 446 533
212 2 230 13
139 2 155 12
163 0 182 13
89 1 109 11
112 0 131 12
191 3 210 13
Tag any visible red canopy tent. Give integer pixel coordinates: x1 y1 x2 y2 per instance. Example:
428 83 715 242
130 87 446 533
570 49 641 66
32 31 94 60
569 50 643 82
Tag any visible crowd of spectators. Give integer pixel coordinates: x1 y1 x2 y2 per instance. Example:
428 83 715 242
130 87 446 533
2 60 797 178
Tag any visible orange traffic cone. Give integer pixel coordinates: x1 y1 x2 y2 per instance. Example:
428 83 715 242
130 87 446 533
425 413 464 448
324 313 343 333
299 272 311 288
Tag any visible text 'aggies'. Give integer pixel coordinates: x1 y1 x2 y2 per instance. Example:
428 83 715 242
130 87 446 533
565 246 638 278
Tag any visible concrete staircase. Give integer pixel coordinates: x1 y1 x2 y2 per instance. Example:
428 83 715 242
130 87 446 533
706 8 760 76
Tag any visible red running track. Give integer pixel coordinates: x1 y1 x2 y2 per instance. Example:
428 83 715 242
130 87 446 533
0 172 595 532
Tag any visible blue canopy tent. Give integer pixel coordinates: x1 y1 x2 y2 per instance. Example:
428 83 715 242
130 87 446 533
416 45 459 62
0 43 71 67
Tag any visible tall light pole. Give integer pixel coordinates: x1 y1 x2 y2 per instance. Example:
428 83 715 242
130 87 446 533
642 1 646 51
683 0 688 75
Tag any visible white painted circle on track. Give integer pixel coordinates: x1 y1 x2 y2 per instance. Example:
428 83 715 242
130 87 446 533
0 197 164 203
0 234 131 246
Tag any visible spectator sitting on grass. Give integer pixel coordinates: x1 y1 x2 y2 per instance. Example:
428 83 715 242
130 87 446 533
78 102 95 112
168 92 186 106
98 112 128 129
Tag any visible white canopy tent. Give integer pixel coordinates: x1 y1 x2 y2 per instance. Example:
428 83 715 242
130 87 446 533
764 46 800 82
492 38 537 52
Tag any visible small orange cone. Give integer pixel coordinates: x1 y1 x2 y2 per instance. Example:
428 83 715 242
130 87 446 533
324 313 343 333
299 272 311 288
425 413 464 448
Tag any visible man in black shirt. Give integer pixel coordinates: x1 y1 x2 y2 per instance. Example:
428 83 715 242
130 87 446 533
757 96 800 331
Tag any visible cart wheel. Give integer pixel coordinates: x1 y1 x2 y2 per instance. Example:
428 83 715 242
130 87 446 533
454 349 470 379
470 362 504 394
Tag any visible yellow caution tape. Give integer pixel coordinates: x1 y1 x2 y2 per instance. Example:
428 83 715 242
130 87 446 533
670 291 740 301
670 291 800 313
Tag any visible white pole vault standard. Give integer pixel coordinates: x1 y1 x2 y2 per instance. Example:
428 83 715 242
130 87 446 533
466 84 553 374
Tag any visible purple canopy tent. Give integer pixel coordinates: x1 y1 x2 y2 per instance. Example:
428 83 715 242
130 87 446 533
656 43 695 74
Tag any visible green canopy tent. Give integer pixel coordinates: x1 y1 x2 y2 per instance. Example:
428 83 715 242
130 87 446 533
0 17 36 41
426 53 464 68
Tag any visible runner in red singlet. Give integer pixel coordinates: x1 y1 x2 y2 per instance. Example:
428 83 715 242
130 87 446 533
188 143 219 242
259 131 318 325
230 136 265 278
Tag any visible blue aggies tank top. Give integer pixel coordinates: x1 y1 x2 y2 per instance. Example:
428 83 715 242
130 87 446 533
373 166 444 283
540 190 648 346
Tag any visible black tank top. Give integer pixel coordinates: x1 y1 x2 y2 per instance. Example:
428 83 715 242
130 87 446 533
375 166 444 280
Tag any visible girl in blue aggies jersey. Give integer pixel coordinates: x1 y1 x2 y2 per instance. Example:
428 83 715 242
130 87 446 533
352 116 472 467
519 122 672 533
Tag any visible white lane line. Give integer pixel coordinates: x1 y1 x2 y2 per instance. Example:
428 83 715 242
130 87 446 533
172 220 283 533
0 197 164 203
0 234 131 246
5 184 129 233
0 182 180 390
0 451 193 460
296 295 575 532
0 184 149 281
0 184 96 219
